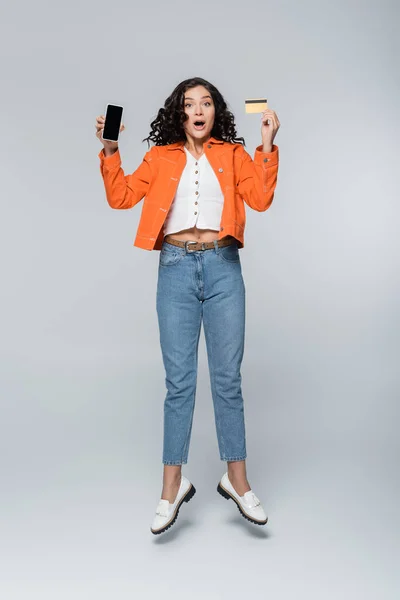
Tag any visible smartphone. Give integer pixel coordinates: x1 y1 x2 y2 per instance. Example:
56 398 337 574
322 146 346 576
102 104 124 142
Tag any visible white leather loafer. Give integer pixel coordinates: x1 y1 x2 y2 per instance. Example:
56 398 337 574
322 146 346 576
151 475 196 535
217 472 268 525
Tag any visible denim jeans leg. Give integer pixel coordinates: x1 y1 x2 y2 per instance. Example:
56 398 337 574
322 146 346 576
156 245 202 465
202 242 247 462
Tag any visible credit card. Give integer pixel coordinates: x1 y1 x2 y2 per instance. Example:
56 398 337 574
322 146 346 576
245 98 268 113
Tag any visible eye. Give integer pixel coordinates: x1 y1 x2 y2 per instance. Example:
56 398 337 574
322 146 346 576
185 103 192 108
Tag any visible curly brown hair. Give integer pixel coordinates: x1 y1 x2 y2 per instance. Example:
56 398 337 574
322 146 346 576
142 77 246 148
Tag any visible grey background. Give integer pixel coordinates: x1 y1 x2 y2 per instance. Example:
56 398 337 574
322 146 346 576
1 0 399 598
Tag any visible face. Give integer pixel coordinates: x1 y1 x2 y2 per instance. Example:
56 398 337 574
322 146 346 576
182 85 215 143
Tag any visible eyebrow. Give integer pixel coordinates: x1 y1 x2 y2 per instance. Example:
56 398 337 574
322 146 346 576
184 95 212 100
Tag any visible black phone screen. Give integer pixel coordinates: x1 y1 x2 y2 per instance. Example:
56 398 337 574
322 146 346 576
103 104 123 141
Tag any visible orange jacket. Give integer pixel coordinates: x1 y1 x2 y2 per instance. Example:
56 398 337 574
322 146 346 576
98 136 279 251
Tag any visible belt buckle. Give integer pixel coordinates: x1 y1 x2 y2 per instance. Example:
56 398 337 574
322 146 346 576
185 240 198 252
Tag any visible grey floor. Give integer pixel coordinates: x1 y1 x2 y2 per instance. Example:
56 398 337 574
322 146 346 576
1 340 399 600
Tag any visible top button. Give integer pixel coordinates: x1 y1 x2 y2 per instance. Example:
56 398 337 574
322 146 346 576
263 158 269 162
207 144 211 148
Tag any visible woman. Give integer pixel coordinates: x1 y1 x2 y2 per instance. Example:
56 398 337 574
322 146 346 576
96 77 280 535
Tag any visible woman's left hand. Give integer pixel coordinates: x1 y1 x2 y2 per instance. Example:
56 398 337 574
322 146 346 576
261 108 280 148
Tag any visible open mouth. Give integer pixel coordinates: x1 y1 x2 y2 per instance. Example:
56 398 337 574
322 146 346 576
193 121 206 130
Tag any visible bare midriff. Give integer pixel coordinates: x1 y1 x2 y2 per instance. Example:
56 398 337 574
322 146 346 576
164 226 234 244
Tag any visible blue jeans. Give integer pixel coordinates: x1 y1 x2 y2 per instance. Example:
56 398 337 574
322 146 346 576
156 239 247 465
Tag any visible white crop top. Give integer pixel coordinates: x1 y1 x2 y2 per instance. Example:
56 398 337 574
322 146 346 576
163 146 224 236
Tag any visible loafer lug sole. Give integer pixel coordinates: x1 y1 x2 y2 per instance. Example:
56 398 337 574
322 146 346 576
217 483 268 525
151 483 196 535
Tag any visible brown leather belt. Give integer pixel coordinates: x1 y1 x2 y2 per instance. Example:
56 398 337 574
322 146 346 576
163 235 236 252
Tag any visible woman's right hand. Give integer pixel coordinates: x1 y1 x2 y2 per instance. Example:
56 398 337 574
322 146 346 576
95 115 125 153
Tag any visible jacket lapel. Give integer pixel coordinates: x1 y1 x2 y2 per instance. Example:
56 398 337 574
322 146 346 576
165 136 225 152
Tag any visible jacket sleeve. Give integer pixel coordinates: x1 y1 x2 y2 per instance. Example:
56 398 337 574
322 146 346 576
237 144 279 211
98 146 157 209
